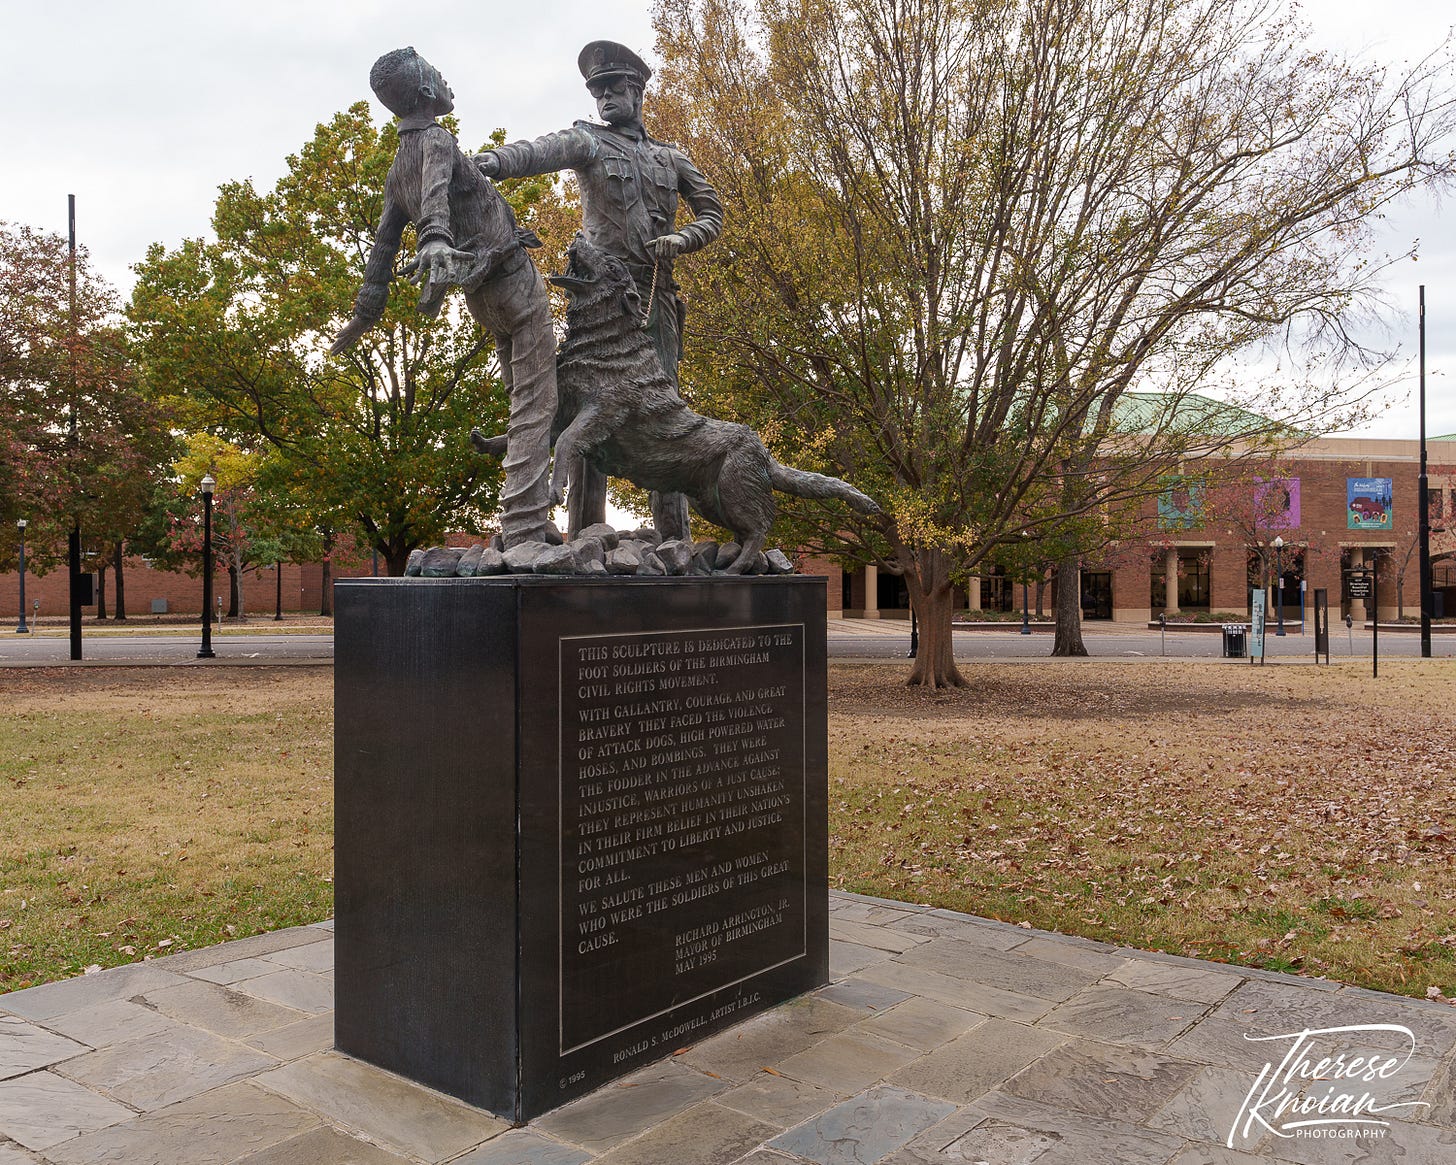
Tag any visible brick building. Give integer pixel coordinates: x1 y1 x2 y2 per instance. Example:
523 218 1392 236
829 436 1456 623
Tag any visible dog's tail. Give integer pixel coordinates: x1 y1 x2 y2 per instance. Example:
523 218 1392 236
769 461 880 514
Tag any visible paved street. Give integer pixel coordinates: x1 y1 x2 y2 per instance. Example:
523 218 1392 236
1 618 1449 665
0 633 334 665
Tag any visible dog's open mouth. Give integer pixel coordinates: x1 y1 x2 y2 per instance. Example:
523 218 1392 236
549 237 600 294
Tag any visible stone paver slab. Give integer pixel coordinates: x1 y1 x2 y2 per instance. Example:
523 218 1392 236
852 996 983 1053
0 1070 136 1151
188 959 282 987
1001 1037 1200 1124
1164 1013 1285 1068
41 999 190 1050
0 1015 89 1079
0 964 189 1023
1106 958 1245 1004
828 920 926 954
676 998 864 1083
244 1014 334 1063
59 1025 276 1111
254 1052 506 1160
889 1017 1065 1105
44 1080 319 1165
1167 1147 1274 1165
1007 935 1127 975
1262 1119 1456 1164
592 1100 778 1165
775 1031 921 1094
1038 984 1204 1045
768 1085 955 1165
152 928 326 975
828 902 917 927
532 1060 728 1153
1145 1063 1265 1145
233 1124 412 1163
0 1146 41 1165
896 938 1100 1002
858 961 1052 1022
814 980 912 1014
891 916 1029 950
885 1091 1185 1165
137 980 306 1040
453 1129 592 1165
231 970 333 1015
1213 979 1379 1036
717 1072 845 1128
829 942 893 977
257 942 334 975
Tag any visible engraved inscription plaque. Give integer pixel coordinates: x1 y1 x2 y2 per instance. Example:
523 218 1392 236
559 625 807 1052
336 576 828 1123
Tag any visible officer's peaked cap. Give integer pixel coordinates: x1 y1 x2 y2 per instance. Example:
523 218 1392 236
579 41 652 88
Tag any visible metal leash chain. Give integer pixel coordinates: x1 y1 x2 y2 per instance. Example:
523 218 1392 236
640 258 659 329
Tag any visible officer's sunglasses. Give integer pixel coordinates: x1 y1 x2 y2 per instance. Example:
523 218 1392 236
589 76 634 98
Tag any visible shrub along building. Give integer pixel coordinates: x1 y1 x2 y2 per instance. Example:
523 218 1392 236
829 434 1456 625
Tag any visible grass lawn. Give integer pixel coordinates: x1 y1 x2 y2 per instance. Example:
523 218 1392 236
1 659 1451 1000
0 667 333 992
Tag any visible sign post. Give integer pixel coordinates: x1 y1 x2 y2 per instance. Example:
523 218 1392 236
1313 588 1329 664
1345 568 1377 678
1250 588 1266 665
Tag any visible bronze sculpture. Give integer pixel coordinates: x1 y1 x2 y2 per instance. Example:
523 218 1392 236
475 40 724 541
474 238 879 573
331 47 558 548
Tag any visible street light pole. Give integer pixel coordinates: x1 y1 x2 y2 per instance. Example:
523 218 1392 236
1021 577 1031 634
1418 285 1433 658
198 475 216 659
274 561 284 621
1273 536 1286 636
15 519 29 633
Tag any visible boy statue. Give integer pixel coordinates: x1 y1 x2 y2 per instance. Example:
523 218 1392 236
332 46 557 548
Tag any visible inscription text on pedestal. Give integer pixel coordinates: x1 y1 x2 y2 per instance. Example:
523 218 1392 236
558 623 807 1054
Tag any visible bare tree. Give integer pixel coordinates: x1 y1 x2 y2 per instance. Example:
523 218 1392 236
651 0 1456 684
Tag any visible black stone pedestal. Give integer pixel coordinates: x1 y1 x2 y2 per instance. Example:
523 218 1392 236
333 577 829 1121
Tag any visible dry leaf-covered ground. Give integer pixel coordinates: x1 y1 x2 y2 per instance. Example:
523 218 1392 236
829 659 1455 999
1 660 1450 999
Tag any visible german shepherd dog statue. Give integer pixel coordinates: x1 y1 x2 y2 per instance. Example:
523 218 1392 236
472 237 879 574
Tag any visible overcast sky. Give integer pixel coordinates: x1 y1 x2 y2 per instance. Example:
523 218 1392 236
3 0 1452 440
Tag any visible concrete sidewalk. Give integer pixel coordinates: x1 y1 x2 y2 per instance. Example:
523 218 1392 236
3 892 1454 1164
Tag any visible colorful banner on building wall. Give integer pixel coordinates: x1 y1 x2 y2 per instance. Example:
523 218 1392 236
1346 478 1393 530
1158 476 1205 530
1254 477 1301 529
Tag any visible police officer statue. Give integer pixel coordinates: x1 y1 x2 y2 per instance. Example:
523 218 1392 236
475 40 724 541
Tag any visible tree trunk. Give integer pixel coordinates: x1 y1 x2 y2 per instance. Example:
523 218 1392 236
228 563 242 618
113 542 127 620
319 529 334 616
1052 554 1088 656
96 561 108 620
1034 578 1047 619
902 547 967 687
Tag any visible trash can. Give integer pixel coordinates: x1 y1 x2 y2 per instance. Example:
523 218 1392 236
1222 623 1247 658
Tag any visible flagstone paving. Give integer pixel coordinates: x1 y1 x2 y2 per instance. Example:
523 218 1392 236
2 891 1454 1163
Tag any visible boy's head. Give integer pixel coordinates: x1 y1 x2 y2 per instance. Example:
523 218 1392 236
370 47 454 118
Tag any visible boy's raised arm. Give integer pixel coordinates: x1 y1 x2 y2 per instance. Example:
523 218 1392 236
330 198 409 355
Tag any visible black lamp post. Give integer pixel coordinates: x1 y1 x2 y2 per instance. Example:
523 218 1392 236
15 519 29 633
274 561 284 621
198 474 216 659
1273 536 1286 637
